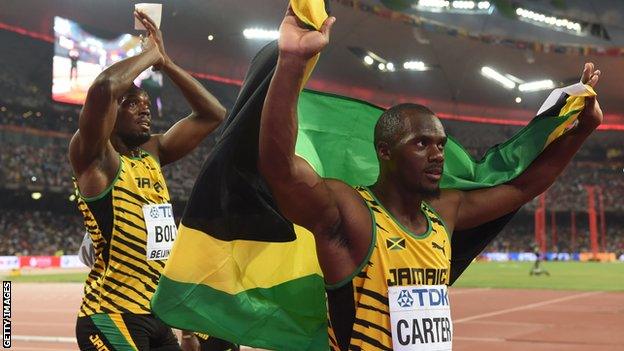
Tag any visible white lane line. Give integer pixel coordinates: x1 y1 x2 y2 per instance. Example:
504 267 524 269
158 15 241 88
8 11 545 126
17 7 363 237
454 336 504 342
9 347 72 351
13 335 265 350
12 335 76 343
454 291 602 324
450 288 491 295
12 309 78 314
13 321 74 326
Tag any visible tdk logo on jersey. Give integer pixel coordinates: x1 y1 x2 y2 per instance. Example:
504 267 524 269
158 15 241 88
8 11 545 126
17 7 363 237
149 207 160 219
406 287 449 307
397 290 414 308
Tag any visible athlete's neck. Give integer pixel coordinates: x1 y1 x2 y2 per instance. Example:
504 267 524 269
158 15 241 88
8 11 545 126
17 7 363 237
369 179 428 229
111 136 142 158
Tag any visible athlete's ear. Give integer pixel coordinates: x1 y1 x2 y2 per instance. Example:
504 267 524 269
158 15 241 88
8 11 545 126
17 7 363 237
377 141 391 161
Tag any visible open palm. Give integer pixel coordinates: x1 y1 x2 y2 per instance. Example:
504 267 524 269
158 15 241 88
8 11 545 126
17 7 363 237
278 8 335 59
578 62 603 130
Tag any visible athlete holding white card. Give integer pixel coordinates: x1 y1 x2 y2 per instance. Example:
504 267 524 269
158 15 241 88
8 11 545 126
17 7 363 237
70 9 225 350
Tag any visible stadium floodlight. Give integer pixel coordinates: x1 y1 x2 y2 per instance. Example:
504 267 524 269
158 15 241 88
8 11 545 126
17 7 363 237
419 0 450 8
418 0 490 13
363 55 374 65
452 1 475 10
516 7 581 33
378 63 386 71
481 66 516 90
207 35 214 41
386 62 396 72
515 97 522 103
243 28 280 40
518 80 555 92
31 192 42 200
403 61 427 71
477 1 490 10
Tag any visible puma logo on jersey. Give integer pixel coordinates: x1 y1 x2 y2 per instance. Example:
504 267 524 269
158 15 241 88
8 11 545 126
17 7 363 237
431 240 446 256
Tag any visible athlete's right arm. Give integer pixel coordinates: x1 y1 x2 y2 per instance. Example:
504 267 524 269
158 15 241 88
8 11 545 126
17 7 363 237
258 10 370 284
259 9 337 235
69 14 163 177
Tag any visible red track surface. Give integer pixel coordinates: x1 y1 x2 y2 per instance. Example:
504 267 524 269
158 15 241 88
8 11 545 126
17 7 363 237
9 283 624 350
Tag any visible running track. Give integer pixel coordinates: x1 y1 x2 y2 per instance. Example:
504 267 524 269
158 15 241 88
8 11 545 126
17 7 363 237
8 283 624 350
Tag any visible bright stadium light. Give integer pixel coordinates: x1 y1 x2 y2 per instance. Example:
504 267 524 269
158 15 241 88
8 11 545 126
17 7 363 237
477 1 490 10
518 79 555 92
515 97 522 103
418 0 489 12
31 192 42 200
419 0 450 8
69 194 77 202
516 7 582 33
403 61 427 71
243 28 280 40
452 1 475 10
378 63 386 71
363 55 374 65
207 35 214 41
481 66 516 90
386 62 396 72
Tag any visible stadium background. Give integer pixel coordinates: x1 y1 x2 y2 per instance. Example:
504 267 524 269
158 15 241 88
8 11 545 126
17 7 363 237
0 0 623 350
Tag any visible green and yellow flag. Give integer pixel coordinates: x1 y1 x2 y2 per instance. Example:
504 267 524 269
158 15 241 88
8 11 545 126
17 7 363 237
151 1 595 350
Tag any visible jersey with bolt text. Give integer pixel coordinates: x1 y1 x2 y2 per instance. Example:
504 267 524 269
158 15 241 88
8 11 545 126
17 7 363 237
75 151 171 316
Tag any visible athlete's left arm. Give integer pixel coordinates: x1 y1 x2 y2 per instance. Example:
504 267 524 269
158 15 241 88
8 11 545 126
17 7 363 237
136 11 226 166
451 63 603 231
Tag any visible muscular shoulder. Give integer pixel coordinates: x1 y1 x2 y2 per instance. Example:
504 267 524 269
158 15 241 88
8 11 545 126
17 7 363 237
324 179 372 238
427 189 463 233
325 180 369 214
140 135 162 163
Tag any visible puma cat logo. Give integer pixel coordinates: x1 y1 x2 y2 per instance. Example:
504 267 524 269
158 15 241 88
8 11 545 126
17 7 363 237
431 240 446 256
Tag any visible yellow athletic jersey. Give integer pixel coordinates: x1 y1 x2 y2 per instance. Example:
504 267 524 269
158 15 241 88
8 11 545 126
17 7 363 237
75 151 171 316
327 187 451 351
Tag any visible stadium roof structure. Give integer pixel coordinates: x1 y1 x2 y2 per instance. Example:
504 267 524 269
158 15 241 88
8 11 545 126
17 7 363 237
2 0 624 127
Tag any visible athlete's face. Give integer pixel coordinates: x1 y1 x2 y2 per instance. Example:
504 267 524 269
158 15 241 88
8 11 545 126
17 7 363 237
384 113 446 197
114 90 152 147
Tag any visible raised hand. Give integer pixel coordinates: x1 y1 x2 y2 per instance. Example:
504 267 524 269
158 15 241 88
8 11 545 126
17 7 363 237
278 7 335 61
135 10 168 69
578 62 603 131
581 62 601 87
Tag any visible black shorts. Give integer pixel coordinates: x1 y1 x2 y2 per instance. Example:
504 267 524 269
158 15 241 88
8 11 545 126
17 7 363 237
195 333 239 351
76 313 181 351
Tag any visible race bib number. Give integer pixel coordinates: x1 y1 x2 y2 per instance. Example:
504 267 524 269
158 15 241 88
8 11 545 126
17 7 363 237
389 285 453 351
142 203 177 261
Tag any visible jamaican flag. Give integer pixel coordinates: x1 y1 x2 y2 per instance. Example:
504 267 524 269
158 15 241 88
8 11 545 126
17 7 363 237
151 1 596 350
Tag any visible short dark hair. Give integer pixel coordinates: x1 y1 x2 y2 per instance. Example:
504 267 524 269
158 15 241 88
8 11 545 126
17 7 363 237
374 103 435 147
118 84 147 104
123 84 147 97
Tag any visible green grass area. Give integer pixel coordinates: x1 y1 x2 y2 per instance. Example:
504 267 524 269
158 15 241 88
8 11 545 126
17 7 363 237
0 272 88 283
453 261 624 291
2 262 623 291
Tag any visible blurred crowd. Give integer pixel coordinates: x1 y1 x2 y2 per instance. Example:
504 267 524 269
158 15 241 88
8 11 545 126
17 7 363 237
0 210 83 256
484 213 624 256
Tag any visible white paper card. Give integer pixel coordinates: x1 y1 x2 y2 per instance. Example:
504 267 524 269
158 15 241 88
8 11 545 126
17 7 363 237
134 3 162 30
